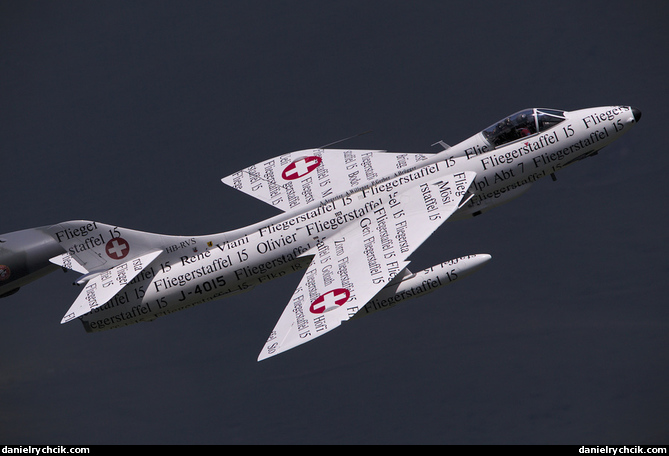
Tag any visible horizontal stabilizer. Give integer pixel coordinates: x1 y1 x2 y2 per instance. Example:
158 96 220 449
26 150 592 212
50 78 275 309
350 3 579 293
60 250 162 324
45 220 191 275
49 252 89 274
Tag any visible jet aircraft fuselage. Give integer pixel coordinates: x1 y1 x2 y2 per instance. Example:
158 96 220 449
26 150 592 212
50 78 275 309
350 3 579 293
0 106 641 360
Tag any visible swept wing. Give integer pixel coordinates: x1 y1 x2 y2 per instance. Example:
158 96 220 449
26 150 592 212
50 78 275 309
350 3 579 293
221 148 432 212
258 170 476 360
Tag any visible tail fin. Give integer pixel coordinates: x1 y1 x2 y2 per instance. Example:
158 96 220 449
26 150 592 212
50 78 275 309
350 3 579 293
43 221 199 323
1 221 206 318
45 221 181 274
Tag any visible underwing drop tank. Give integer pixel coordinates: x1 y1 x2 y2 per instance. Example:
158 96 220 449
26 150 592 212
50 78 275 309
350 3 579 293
352 254 492 319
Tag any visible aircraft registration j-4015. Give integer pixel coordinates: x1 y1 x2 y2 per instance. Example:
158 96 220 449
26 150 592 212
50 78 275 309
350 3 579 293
0 106 641 360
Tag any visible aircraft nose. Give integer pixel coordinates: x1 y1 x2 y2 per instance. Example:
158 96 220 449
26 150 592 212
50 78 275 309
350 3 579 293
632 107 642 123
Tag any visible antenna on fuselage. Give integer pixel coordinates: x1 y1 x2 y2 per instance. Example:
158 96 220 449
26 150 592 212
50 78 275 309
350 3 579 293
236 130 374 190
318 130 373 149
431 140 451 150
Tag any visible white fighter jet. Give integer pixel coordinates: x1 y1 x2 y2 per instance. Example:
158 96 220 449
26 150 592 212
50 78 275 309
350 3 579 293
0 106 641 360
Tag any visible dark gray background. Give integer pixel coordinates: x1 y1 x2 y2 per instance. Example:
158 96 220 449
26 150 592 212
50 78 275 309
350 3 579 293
2 1 667 444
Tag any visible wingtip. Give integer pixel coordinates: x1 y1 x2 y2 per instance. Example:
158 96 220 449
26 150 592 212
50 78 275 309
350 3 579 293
257 349 275 362
60 313 77 324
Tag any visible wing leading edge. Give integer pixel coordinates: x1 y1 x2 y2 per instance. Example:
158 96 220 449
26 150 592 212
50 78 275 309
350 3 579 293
258 171 476 360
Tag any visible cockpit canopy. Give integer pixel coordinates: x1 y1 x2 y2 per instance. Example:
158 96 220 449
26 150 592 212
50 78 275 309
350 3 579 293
481 108 566 148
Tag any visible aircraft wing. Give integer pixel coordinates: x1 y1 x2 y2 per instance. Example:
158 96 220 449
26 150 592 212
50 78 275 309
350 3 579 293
258 171 476 360
221 148 432 212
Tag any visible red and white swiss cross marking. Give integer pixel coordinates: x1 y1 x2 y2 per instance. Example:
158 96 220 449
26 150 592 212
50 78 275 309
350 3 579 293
105 237 130 260
0 265 10 281
309 288 351 314
281 156 322 181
